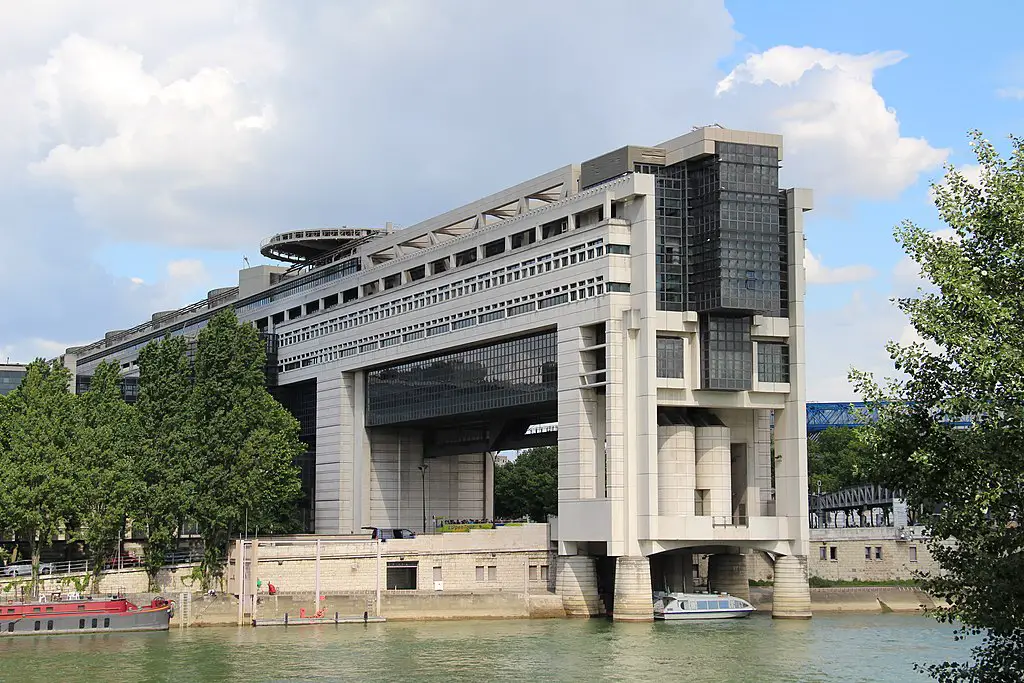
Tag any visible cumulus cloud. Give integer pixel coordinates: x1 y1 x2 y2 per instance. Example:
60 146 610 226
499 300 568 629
996 86 1024 100
715 46 948 201
804 247 876 285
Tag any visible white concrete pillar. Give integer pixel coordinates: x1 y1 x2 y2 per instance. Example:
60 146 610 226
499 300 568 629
656 425 695 516
612 556 653 622
695 425 731 517
772 555 812 619
708 553 749 601
754 409 774 516
556 556 602 617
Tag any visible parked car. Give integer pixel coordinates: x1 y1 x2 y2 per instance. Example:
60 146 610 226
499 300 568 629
102 552 143 570
1 561 55 577
361 527 417 540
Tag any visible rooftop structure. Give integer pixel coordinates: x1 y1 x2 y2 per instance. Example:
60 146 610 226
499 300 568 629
65 125 813 620
0 363 27 396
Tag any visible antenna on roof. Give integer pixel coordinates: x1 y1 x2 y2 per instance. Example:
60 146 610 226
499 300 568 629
243 256 251 268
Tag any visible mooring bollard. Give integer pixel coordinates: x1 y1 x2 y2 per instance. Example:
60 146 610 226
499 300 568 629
335 611 339 624
284 612 288 626
363 610 368 623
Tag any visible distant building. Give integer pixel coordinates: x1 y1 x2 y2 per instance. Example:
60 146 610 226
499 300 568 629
493 455 510 467
0 364 26 396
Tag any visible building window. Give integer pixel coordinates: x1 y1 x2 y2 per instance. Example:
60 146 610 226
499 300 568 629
829 546 838 561
433 566 442 582
529 565 538 581
487 566 497 581
91 618 98 628
476 566 485 582
79 619 85 629
366 332 557 427
104 618 110 628
757 342 790 383
386 561 418 590
909 546 918 562
656 337 684 378
606 282 630 293
540 565 549 581
47 620 53 631
875 547 883 561
819 546 827 561
695 489 710 516
865 546 872 560
607 244 630 255
34 621 40 631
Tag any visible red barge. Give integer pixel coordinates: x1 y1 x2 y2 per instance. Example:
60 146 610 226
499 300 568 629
0 595 172 636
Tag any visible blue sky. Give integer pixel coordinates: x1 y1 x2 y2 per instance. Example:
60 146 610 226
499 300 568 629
0 1 1021 400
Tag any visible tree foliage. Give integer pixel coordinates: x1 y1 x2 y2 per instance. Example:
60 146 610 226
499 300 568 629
852 131 1024 682
76 360 139 589
189 310 303 583
0 359 79 583
134 335 194 589
0 311 304 593
807 427 873 493
494 446 557 521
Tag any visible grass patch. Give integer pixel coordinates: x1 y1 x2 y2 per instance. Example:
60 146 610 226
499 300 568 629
748 579 774 587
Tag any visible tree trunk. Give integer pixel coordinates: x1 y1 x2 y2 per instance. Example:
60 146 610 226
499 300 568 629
28 532 39 598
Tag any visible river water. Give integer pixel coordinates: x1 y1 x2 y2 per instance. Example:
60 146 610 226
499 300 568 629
0 614 971 682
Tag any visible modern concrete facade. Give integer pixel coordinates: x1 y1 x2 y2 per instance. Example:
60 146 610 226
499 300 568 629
65 126 812 620
0 364 27 396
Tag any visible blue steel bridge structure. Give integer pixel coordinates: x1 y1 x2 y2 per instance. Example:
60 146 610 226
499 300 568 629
805 401 972 438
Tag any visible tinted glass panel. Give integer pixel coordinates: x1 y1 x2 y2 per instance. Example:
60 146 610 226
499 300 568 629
366 332 557 426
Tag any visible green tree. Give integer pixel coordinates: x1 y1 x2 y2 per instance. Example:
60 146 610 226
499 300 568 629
852 131 1024 682
75 360 139 590
189 310 303 585
493 446 557 521
807 427 873 493
0 359 79 586
135 335 194 590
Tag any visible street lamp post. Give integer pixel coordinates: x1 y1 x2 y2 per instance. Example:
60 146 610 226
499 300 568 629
418 463 429 533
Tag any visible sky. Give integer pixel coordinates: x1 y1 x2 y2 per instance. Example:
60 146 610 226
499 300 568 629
0 1 1021 400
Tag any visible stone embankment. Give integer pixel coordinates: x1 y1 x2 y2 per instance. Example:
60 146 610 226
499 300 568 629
749 586 943 613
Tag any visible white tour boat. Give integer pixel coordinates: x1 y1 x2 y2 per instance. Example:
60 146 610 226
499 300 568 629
653 591 755 620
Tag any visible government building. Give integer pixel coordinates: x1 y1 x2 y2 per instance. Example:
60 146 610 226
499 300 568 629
65 126 813 619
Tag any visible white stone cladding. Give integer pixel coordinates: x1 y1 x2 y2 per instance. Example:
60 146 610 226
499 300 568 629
656 425 695 516
695 426 732 518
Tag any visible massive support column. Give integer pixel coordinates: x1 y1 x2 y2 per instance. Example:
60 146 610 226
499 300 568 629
657 425 695 516
707 553 750 602
695 425 732 517
613 556 653 622
556 556 602 617
772 555 812 619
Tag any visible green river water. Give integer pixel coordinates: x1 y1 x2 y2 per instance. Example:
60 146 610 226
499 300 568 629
0 614 972 682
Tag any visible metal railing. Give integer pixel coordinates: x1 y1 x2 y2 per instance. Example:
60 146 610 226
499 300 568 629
0 548 204 581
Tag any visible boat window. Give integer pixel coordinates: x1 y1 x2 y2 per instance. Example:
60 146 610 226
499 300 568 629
45 606 53 612
78 605 85 611
32 607 40 613
34 621 40 631
91 618 98 628
103 618 110 628
79 619 85 629
719 600 730 609
684 601 696 611
46 620 53 630
697 600 709 610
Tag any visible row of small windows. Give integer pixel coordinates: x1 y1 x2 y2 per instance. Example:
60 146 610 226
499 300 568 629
278 278 605 372
12 617 111 633
278 238 606 350
818 545 920 563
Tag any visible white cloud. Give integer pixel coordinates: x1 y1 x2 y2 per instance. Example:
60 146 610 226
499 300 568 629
27 34 275 247
804 247 876 285
0 338 89 363
996 86 1024 100
715 46 948 201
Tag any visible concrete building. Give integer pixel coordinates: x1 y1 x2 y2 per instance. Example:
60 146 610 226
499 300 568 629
0 364 27 396
64 126 812 620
